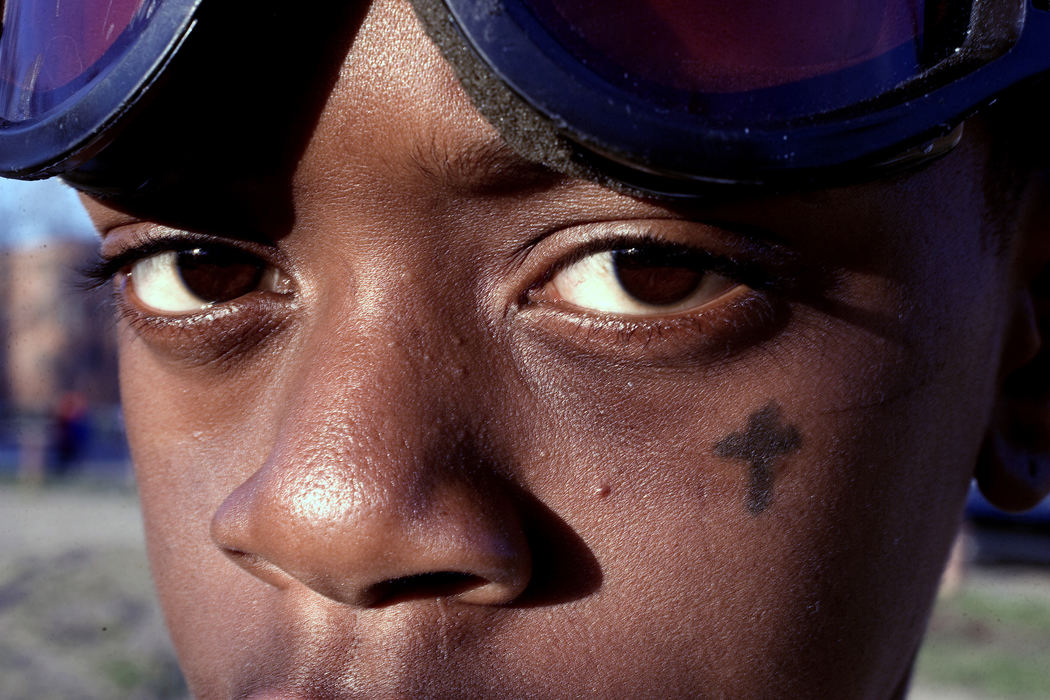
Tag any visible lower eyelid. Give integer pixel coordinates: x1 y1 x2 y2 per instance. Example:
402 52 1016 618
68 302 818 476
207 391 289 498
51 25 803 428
514 286 788 367
113 291 297 369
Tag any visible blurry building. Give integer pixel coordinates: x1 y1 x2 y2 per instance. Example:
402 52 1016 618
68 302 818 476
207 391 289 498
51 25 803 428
0 239 119 415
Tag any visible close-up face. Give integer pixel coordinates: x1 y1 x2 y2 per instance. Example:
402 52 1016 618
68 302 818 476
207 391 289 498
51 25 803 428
78 0 1044 697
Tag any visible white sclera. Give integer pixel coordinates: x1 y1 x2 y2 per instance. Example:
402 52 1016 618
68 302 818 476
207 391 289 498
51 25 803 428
128 251 213 314
550 250 735 315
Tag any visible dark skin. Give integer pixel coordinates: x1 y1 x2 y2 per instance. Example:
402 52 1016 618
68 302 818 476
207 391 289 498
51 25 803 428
79 0 1050 697
714 402 802 514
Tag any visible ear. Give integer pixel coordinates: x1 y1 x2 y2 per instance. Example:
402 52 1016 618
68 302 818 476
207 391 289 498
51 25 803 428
977 173 1050 511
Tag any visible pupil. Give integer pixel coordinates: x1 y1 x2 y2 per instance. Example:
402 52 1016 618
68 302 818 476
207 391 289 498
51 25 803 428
612 248 704 306
176 248 264 303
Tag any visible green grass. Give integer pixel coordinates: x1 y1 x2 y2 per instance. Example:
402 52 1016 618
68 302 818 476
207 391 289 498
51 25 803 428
0 545 188 699
914 572 1050 699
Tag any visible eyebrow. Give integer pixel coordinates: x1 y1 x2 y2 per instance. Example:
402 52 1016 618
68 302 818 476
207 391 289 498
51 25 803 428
406 134 565 196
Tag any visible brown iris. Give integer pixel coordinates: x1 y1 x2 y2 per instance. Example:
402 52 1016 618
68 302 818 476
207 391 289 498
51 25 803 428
175 248 265 304
611 248 705 306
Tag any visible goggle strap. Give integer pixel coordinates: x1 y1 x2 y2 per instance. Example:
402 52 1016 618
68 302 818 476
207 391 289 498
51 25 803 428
410 0 641 197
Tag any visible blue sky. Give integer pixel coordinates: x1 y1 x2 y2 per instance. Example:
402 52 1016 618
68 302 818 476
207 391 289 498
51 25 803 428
0 177 97 248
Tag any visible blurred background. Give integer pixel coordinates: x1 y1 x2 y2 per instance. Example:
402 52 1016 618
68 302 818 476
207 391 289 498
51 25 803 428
0 178 186 698
0 179 1047 699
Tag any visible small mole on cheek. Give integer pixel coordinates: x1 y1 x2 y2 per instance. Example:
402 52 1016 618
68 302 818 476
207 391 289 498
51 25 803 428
595 484 612 499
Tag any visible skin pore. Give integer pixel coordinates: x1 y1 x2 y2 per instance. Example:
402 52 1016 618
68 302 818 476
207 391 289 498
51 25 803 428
79 0 1048 697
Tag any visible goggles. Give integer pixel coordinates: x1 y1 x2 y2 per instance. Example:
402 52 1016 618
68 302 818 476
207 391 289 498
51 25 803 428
0 0 1048 198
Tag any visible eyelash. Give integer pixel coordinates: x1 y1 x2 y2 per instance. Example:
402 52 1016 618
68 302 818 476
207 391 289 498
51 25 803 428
516 230 806 362
82 234 295 366
524 232 775 297
81 236 254 290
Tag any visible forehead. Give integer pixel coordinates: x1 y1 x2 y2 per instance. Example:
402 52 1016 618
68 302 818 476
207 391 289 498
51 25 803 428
85 0 997 273
296 0 505 188
302 0 991 238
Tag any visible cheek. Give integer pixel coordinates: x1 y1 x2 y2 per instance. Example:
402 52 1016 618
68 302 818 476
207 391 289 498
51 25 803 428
506 281 1000 693
118 327 292 694
114 231 1005 697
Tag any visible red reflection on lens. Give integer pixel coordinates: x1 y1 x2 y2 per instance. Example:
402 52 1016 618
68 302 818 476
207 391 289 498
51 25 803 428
0 0 144 119
526 0 925 92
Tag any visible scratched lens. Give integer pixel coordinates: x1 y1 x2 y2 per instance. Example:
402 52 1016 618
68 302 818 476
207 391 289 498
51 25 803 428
520 0 970 114
0 0 147 121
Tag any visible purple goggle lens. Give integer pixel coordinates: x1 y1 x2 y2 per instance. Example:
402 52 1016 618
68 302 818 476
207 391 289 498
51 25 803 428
0 0 1046 190
0 0 147 122
522 0 965 114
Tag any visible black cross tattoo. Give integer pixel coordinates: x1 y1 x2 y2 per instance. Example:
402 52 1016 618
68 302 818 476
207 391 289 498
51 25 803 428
714 402 802 515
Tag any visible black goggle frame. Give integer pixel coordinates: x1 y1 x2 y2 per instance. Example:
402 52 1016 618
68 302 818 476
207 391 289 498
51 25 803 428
418 0 1050 196
0 0 1047 200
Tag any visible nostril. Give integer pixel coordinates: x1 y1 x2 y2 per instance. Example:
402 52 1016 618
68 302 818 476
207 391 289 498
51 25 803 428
368 571 486 606
218 547 298 589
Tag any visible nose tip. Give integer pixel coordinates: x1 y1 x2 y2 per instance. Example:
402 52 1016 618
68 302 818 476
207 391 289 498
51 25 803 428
209 467 532 608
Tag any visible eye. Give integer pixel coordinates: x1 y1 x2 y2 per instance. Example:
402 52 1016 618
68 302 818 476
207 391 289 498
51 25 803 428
539 244 739 316
126 246 290 315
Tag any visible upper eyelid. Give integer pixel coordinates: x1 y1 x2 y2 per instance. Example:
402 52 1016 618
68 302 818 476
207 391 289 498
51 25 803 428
510 219 831 318
535 234 768 292
535 234 693 280
85 229 283 286
81 236 209 289
100 221 283 259
80 238 193 290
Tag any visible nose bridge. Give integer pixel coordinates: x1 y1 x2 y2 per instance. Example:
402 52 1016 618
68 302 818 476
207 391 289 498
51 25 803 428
315 269 480 425
210 293 531 606
288 273 479 463
275 261 496 518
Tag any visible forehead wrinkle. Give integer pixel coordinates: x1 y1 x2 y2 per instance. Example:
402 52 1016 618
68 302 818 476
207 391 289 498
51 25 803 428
406 129 565 197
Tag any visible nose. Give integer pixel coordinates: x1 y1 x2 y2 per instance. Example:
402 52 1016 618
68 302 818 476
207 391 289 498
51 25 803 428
209 325 531 607
211 461 531 606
